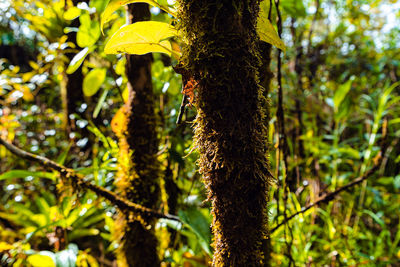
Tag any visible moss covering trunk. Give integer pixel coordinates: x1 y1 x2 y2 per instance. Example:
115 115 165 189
178 0 273 265
113 3 161 266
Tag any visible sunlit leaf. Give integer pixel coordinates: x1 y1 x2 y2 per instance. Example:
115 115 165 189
64 7 82 20
27 254 56 267
77 13 100 48
66 47 95 74
83 68 107 97
0 242 13 252
101 0 176 33
338 147 360 159
257 2 286 51
104 21 177 56
68 229 100 241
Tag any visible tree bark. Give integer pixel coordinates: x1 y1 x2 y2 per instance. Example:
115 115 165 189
178 0 273 265
113 4 161 266
62 0 88 136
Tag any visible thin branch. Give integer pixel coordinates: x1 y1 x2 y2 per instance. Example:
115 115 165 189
274 0 289 178
176 93 187 124
270 162 381 233
307 0 320 56
0 138 180 222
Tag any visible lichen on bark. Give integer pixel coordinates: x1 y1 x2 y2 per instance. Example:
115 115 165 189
177 0 274 265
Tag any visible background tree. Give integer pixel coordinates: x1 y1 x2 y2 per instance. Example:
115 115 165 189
112 3 161 266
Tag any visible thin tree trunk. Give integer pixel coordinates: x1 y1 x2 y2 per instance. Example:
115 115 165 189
114 3 161 266
62 0 88 136
178 1 273 265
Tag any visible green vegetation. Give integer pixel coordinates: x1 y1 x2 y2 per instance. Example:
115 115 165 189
0 0 399 266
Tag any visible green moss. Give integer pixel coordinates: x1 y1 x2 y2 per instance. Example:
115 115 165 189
177 0 274 265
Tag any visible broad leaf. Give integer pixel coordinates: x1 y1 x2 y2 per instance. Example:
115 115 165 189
77 13 100 48
83 68 107 97
27 255 56 267
63 7 82 20
257 1 286 51
178 208 212 255
104 21 177 56
101 0 176 33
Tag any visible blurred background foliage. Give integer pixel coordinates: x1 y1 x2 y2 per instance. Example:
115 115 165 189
0 0 399 266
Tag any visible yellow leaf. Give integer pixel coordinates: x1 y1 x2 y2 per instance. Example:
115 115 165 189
27 255 56 267
257 1 286 52
0 242 13 252
104 21 177 56
101 0 176 33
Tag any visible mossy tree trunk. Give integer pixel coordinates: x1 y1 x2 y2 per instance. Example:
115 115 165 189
114 3 161 267
178 0 273 265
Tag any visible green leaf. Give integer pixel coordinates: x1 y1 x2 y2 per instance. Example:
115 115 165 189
104 21 177 56
77 13 100 48
93 89 109 118
338 147 360 159
101 0 177 33
68 229 100 241
0 170 56 181
333 76 354 112
363 210 385 228
335 96 351 120
27 255 56 267
83 68 107 97
280 0 306 17
90 0 109 13
56 144 71 165
178 208 212 255
66 47 95 74
394 175 400 190
257 2 285 51
35 197 51 223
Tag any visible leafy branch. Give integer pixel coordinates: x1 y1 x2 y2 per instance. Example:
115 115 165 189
0 138 180 222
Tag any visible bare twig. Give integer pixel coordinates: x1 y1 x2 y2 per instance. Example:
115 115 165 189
0 138 180 222
270 162 381 233
274 0 289 181
307 0 320 56
176 93 187 124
